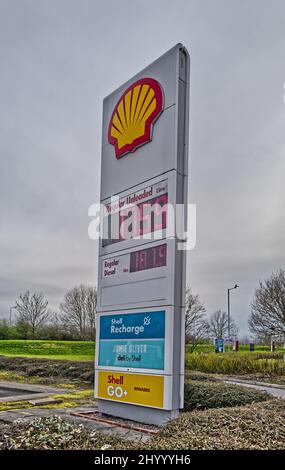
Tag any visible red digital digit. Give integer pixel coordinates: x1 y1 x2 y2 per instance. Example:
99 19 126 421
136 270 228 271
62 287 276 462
139 250 147 270
119 206 140 240
139 202 152 236
152 194 168 232
132 251 139 272
151 247 157 267
131 205 140 238
158 244 167 266
119 211 129 240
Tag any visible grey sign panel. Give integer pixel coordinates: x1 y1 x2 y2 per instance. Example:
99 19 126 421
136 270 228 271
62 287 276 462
100 43 189 200
101 108 176 200
95 43 190 425
99 171 176 257
98 239 176 311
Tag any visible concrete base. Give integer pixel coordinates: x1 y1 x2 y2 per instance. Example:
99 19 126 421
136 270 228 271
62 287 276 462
98 399 179 426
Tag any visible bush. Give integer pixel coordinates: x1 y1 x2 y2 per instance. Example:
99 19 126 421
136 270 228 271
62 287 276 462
1 399 282 450
0 416 118 450
183 379 270 411
138 399 285 450
0 356 94 382
185 352 285 375
0 321 19 340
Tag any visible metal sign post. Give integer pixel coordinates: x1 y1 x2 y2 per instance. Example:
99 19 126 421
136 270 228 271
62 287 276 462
95 43 190 425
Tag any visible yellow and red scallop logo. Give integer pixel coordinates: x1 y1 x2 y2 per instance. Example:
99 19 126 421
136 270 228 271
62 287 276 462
108 78 164 159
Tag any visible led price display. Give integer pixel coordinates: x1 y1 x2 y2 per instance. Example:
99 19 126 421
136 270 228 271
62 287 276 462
103 192 168 247
130 243 167 272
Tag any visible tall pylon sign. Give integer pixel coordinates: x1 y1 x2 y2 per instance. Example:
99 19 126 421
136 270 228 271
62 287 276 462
95 44 190 425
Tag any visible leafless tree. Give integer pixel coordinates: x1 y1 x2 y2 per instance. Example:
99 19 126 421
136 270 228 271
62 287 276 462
208 310 238 339
15 291 50 339
59 285 97 340
248 269 285 343
185 287 208 352
85 286 97 341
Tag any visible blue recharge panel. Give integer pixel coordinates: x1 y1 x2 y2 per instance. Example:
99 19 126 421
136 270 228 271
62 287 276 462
98 310 166 370
99 310 165 340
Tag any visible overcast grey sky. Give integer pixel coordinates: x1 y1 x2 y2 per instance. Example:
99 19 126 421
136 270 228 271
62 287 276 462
0 0 284 334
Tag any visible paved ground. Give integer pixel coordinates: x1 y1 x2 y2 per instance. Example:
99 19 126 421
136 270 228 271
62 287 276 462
0 380 64 402
225 378 285 398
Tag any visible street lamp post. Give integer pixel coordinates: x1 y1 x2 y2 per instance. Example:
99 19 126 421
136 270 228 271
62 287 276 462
227 284 239 352
269 327 285 360
9 306 17 325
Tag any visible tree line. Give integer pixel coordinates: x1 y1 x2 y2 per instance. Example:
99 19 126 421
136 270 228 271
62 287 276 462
0 285 97 341
185 269 285 350
1 269 284 345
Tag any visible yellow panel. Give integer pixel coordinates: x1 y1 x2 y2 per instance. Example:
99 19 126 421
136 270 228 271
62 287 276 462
124 90 132 128
135 88 155 126
110 126 123 142
117 101 127 131
130 85 141 126
137 97 156 125
133 84 149 125
97 371 164 408
112 113 124 134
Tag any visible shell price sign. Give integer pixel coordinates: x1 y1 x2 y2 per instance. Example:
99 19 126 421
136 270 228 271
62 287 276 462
96 44 189 425
96 371 164 409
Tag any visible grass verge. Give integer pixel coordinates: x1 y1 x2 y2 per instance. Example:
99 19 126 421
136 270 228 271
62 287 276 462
0 389 94 413
0 340 94 361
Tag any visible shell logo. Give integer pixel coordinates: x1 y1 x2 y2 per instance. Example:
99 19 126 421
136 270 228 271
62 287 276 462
108 77 164 159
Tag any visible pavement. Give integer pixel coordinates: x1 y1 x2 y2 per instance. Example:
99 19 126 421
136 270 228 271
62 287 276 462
224 378 285 398
0 380 64 402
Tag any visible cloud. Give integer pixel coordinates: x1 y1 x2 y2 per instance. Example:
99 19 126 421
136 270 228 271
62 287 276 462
0 0 284 334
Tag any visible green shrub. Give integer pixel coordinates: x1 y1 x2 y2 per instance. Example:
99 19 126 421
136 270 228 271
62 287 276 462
183 380 270 411
0 416 119 450
0 356 94 382
185 352 285 375
2 400 284 450
138 399 285 450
